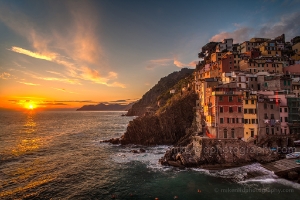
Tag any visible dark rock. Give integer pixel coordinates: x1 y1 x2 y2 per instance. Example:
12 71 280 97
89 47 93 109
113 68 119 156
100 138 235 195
131 150 139 153
168 160 185 169
120 91 197 145
101 138 120 144
139 148 146 153
298 177 300 184
288 171 298 180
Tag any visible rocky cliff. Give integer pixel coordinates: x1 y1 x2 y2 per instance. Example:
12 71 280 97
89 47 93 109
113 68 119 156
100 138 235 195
120 90 197 145
126 68 194 116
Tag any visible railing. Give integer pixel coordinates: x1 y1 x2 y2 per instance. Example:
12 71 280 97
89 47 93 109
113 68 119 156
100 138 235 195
212 91 243 96
244 95 257 99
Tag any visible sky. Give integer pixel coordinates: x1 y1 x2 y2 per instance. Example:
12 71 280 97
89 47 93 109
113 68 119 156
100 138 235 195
0 0 300 110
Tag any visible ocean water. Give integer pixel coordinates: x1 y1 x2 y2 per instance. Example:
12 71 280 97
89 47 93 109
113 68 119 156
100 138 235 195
0 111 299 200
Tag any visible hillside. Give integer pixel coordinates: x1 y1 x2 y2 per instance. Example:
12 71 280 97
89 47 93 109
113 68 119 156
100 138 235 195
76 102 134 111
126 68 194 116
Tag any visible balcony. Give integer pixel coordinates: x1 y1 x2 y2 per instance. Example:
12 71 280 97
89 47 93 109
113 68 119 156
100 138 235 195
212 91 243 96
244 95 257 100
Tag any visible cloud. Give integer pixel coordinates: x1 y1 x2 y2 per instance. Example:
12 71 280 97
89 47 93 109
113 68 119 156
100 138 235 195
17 81 40 86
10 46 55 61
43 100 95 103
146 58 173 69
52 87 79 94
0 72 12 79
46 71 63 76
257 12 300 40
210 27 253 43
0 2 125 88
38 102 68 106
209 12 300 43
174 59 198 68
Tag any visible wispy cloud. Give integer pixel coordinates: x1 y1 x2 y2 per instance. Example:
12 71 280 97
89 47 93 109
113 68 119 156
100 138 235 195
10 46 55 61
0 72 12 79
210 27 253 43
173 59 197 68
38 102 68 106
146 58 197 69
0 2 125 88
17 81 40 86
146 58 173 69
52 87 79 94
46 71 63 76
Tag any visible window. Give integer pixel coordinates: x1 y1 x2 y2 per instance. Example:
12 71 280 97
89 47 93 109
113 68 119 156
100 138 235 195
266 127 269 134
245 100 248 104
280 108 282 112
238 98 242 102
284 108 287 112
285 117 288 122
229 96 233 102
231 129 235 138
251 100 255 104
270 105 273 109
280 117 282 122
227 118 230 123
249 109 253 114
231 118 234 123
264 82 268 87
252 119 255 124
220 118 224 124
264 113 268 119
219 96 223 101
271 114 274 119
224 129 227 138
245 119 248 124
244 109 248 113
264 103 267 109
236 118 239 123
271 128 274 135
238 107 242 113
220 107 223 113
229 107 233 113
251 130 254 137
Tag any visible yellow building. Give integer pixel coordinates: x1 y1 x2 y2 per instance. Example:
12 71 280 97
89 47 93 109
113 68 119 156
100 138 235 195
292 42 300 61
243 91 258 142
259 41 282 57
211 52 225 63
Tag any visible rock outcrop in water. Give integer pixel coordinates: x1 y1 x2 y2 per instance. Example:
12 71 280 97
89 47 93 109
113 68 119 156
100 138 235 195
159 137 280 169
120 90 197 145
126 68 194 116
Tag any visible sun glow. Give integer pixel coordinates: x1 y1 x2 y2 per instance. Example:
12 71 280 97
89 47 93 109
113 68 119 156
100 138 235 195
25 102 36 110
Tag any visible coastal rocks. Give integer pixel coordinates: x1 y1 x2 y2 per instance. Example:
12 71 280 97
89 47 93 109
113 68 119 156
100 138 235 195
159 147 198 168
120 91 197 145
288 171 298 180
130 148 146 153
101 138 120 144
160 137 280 168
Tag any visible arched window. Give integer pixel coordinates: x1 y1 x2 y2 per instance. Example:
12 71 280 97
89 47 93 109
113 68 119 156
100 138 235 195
224 129 227 138
231 129 235 138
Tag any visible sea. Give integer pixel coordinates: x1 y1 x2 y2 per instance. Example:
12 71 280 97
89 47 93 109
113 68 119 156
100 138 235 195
0 111 300 200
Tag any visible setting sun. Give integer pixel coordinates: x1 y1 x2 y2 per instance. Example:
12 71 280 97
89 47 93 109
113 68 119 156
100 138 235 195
25 102 36 110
